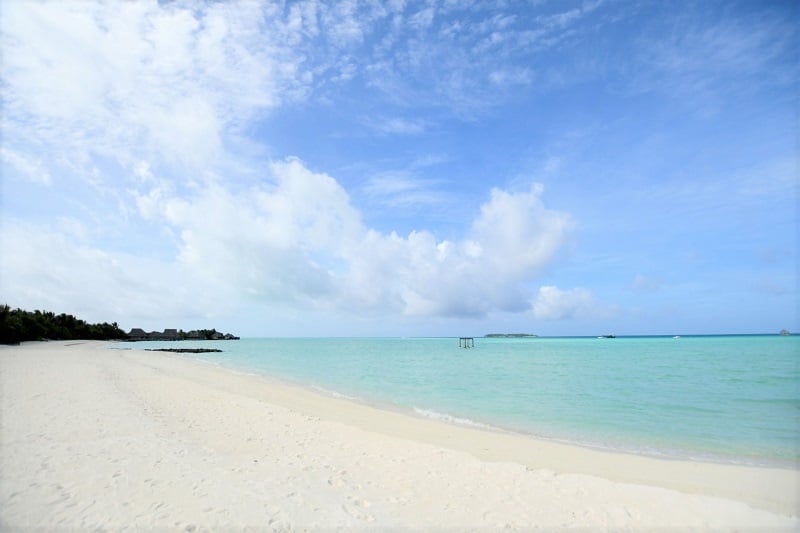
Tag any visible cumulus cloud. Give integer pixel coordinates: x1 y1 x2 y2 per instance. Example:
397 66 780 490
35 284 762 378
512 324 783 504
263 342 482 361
69 157 571 319
0 2 586 326
531 286 596 320
159 158 363 305
349 177 573 317
0 220 222 324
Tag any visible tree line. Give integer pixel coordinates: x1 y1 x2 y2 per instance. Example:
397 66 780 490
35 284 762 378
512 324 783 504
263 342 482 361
0 305 127 345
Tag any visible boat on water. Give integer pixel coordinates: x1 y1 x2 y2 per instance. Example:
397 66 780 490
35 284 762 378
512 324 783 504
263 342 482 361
597 334 616 339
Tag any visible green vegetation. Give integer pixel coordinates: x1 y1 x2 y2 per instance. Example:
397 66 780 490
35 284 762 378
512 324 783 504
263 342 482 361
0 305 127 345
195 329 224 340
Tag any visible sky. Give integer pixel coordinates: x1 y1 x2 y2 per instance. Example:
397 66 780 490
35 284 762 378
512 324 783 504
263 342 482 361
1 0 797 337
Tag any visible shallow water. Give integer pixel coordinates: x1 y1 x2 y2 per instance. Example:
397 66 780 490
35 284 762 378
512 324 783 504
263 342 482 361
115 335 800 467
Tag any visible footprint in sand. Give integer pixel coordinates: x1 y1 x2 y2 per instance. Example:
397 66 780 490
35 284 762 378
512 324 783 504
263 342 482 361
342 502 374 522
350 497 371 509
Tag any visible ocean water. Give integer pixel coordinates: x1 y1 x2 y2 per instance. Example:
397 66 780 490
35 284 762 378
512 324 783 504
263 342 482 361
113 335 799 467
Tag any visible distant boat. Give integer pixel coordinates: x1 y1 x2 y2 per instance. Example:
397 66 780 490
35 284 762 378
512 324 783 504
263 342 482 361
779 329 791 336
673 335 681 339
598 335 616 339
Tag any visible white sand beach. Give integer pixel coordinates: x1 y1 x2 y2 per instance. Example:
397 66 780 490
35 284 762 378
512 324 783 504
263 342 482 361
1 341 797 530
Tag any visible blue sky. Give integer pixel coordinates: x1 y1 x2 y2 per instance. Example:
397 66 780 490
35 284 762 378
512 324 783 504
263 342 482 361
1 0 797 336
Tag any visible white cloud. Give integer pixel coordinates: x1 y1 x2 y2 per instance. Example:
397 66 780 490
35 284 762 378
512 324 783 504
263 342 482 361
627 9 797 111
488 67 532 87
531 286 596 320
362 172 446 208
736 157 798 198
1 1 307 176
52 158 570 320
470 184 573 280
323 0 367 47
155 158 362 305
334 170 574 317
1 148 51 185
409 7 436 30
0 220 221 325
361 1 610 114
0 2 583 326
371 117 430 135
363 173 423 196
0 0 616 183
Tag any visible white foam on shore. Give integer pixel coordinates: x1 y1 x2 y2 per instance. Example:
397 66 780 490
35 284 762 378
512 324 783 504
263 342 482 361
113 343 795 469
6 341 798 528
311 385 360 401
413 407 495 430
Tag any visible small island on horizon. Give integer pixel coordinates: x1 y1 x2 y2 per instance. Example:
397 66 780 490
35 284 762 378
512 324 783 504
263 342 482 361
126 328 239 342
0 305 239 345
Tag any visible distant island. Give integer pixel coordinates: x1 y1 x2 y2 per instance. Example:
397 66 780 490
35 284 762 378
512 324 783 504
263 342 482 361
126 328 239 341
484 333 538 338
0 305 239 345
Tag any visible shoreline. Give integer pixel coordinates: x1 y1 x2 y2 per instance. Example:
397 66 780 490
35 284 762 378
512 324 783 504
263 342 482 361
2 340 797 529
193 354 796 471
129 345 797 513
110 339 798 471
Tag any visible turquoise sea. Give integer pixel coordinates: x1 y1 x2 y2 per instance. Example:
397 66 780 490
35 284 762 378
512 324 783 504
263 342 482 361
113 335 799 467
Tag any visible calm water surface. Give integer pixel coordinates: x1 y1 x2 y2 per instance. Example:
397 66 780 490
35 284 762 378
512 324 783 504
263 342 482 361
114 335 799 467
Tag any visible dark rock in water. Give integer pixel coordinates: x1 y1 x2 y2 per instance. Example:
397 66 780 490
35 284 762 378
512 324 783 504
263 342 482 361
145 348 223 353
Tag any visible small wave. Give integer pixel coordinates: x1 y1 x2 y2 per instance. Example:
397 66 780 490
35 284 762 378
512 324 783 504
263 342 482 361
311 385 360 401
413 408 494 430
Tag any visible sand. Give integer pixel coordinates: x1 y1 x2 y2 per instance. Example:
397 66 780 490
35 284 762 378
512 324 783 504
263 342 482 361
1 340 797 530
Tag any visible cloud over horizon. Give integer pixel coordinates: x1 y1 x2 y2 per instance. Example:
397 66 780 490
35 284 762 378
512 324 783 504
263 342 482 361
1 0 796 335
3 154 581 323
